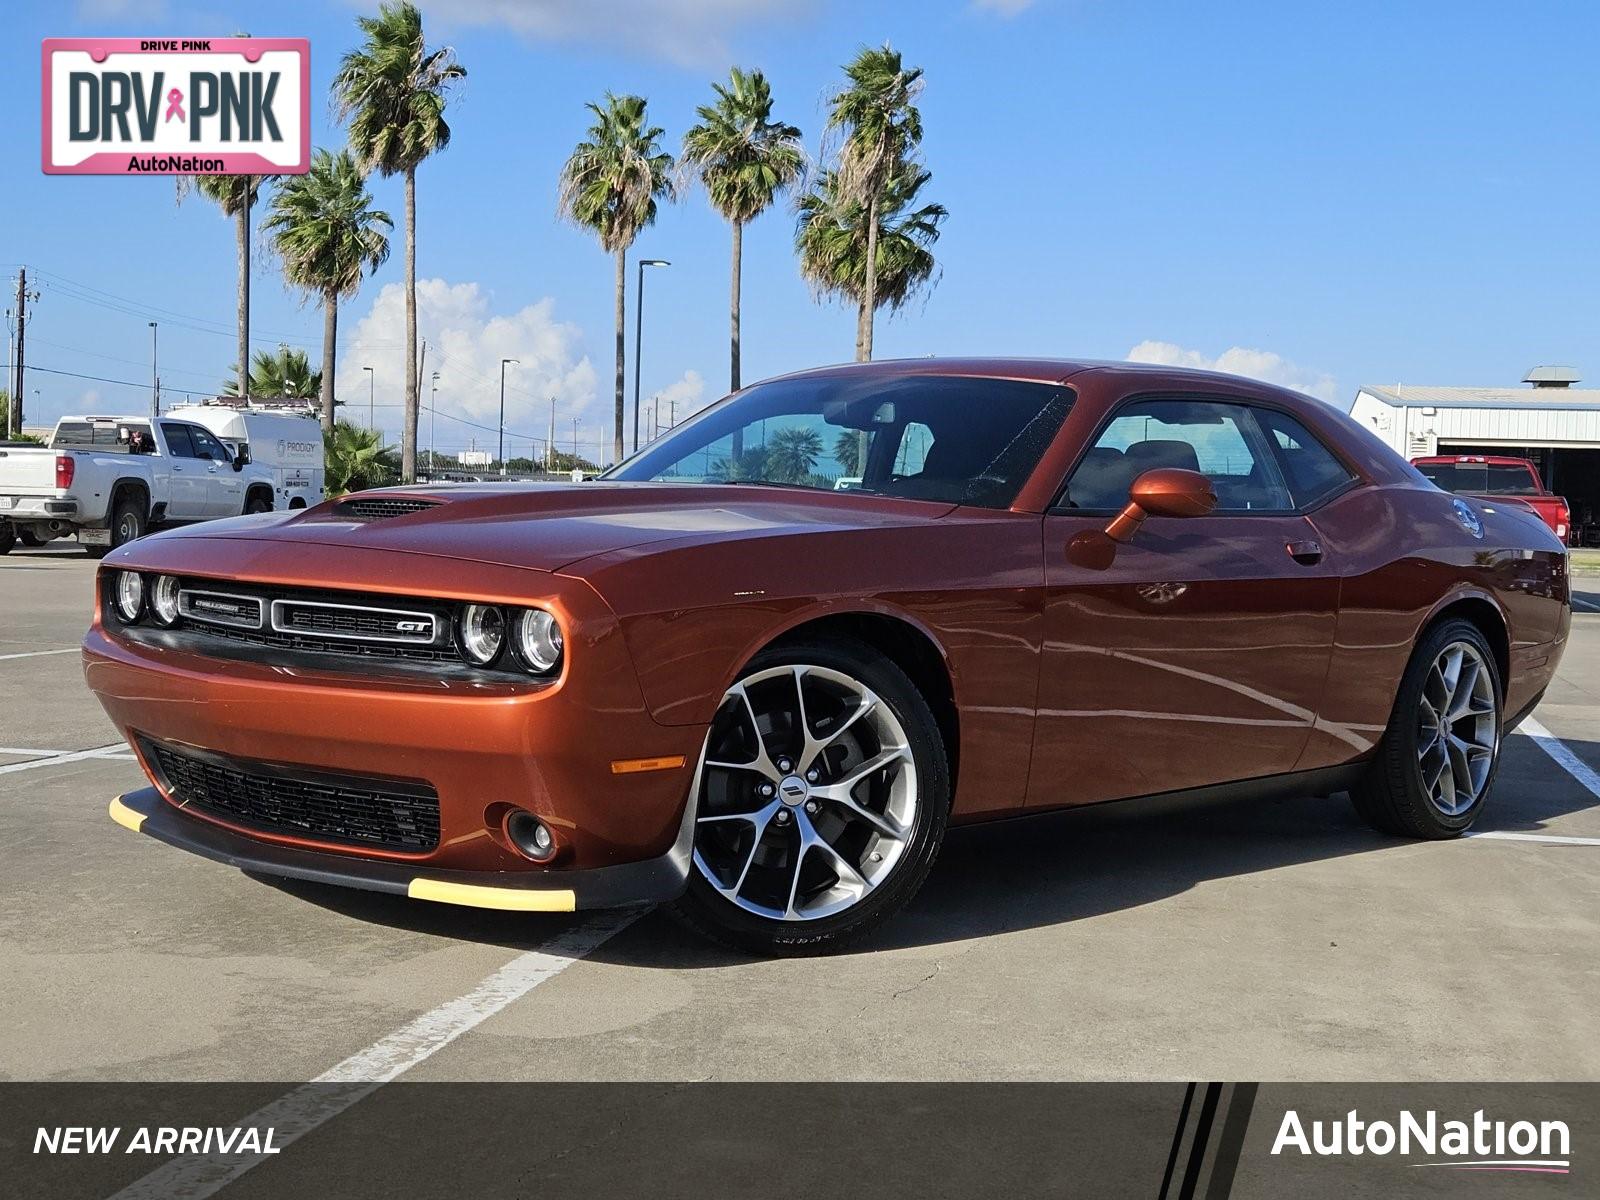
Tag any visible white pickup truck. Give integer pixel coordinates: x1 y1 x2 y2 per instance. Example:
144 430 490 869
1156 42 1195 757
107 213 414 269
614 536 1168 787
0 414 279 557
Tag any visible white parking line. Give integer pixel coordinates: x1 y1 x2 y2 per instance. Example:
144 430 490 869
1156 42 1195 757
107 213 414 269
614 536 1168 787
1518 715 1600 800
0 744 131 774
1470 831 1600 847
0 646 79 661
106 907 645 1200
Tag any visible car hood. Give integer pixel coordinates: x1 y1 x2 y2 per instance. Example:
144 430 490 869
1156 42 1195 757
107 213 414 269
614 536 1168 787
154 482 959 574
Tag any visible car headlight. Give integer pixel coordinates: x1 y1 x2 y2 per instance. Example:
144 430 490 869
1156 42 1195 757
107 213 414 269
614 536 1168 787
114 571 144 623
513 608 564 674
457 604 505 665
150 575 180 626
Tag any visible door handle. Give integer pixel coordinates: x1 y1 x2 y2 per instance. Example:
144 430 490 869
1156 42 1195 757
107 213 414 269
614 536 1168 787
171 465 184 472
1286 539 1323 565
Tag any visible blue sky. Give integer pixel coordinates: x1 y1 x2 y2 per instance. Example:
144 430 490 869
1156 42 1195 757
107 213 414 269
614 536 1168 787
6 0 1599 462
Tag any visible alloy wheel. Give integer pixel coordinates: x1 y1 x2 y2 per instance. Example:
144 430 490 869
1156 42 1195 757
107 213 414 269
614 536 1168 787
1415 640 1498 816
117 510 140 544
691 664 919 922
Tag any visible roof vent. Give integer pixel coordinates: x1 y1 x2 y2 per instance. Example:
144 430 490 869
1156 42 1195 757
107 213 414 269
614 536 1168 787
1524 365 1581 388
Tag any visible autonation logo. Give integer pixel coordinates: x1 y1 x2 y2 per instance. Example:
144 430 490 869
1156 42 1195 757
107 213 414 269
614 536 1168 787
1272 1108 1571 1175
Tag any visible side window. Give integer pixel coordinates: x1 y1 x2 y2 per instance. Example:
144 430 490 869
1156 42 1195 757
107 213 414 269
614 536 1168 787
161 424 196 458
189 427 228 461
1064 399 1292 513
1255 408 1355 508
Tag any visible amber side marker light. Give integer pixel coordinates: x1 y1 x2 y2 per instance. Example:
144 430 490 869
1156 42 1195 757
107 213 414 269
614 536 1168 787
610 755 687 775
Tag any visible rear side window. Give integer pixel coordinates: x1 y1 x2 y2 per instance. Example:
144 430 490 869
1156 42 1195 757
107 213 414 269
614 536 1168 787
52 420 151 451
1255 408 1356 507
1064 398 1292 512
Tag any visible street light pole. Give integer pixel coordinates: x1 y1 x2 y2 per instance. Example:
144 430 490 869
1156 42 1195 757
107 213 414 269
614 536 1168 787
571 417 580 468
148 322 158 417
429 371 440 477
632 258 670 456
362 366 374 432
498 358 518 475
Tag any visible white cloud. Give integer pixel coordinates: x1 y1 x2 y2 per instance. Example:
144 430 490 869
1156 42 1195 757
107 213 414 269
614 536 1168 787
337 279 597 451
1126 340 1339 403
417 0 814 66
650 369 706 427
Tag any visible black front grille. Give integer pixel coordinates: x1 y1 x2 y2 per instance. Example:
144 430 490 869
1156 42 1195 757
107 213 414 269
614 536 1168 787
334 496 440 521
141 737 440 852
272 599 437 644
177 620 462 664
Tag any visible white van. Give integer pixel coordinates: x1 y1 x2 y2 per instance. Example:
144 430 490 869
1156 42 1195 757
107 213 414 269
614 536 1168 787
165 403 326 509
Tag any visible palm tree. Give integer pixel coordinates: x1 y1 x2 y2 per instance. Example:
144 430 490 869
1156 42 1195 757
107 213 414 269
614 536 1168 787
178 174 264 396
681 68 803 395
324 420 399 494
262 149 392 433
766 427 822 484
796 164 946 356
824 44 925 361
333 1 466 482
558 93 675 463
223 346 323 399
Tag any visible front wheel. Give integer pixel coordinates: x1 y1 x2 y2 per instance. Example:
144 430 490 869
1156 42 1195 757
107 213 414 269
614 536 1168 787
670 637 951 955
1351 618 1502 838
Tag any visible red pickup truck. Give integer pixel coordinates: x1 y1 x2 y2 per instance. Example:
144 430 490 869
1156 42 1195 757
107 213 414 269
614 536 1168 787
1411 455 1570 542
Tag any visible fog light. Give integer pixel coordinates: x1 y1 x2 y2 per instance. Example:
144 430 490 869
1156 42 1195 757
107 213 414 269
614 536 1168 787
504 810 557 862
114 571 144 623
458 604 505 665
150 575 180 626
513 608 563 673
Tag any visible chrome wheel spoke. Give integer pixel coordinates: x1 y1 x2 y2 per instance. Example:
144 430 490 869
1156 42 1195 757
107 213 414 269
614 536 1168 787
692 663 919 923
1415 640 1498 817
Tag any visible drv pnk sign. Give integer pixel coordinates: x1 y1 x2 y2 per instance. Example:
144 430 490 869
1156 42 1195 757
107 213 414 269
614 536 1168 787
42 38 309 175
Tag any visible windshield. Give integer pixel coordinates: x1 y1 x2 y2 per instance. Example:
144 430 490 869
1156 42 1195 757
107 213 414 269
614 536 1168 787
607 373 1074 508
1416 461 1541 496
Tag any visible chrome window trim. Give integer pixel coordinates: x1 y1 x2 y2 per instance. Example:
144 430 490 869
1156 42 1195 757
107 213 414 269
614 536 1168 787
268 598 440 645
176 589 265 630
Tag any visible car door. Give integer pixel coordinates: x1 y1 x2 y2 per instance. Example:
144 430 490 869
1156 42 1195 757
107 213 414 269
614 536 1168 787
1028 396 1344 809
188 425 242 515
158 423 208 519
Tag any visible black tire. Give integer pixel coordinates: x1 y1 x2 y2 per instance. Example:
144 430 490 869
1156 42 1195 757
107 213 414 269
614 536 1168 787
18 529 44 547
85 492 147 559
670 636 951 956
1351 617 1503 838
0 523 13 555
245 490 273 515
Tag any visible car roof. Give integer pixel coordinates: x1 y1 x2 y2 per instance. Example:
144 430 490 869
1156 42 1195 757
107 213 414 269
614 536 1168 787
764 356 1324 398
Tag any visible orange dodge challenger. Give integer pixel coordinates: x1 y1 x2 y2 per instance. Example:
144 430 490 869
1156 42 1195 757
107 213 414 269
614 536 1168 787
86 359 1570 954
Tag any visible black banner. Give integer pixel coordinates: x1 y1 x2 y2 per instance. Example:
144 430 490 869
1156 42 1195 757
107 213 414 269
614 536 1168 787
3 1083 1592 1198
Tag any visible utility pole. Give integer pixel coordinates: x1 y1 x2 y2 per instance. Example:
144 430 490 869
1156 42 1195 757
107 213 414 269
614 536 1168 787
10 268 33 438
148 322 159 418
363 366 374 431
571 417 580 468
547 396 556 473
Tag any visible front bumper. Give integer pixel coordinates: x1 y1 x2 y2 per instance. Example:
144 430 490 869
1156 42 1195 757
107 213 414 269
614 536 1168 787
109 787 692 911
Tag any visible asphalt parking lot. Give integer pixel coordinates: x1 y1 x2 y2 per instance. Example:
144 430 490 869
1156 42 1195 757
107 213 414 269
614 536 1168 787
3 542 1598 1086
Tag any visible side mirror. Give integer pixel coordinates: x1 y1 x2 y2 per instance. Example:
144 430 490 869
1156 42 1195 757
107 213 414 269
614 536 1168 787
232 448 249 471
1104 468 1216 543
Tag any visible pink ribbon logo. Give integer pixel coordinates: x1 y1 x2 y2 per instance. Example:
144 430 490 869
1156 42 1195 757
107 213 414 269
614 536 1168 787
164 88 185 123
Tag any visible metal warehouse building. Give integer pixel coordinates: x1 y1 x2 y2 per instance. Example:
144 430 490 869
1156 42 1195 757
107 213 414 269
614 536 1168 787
1349 366 1600 545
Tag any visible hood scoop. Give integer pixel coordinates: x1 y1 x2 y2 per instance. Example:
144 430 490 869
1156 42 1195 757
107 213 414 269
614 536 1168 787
331 495 443 522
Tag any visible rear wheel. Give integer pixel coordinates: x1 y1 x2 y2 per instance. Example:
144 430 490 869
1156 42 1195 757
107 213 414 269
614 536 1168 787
1351 618 1502 838
671 637 951 955
0 523 13 555
85 494 147 559
18 529 44 547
